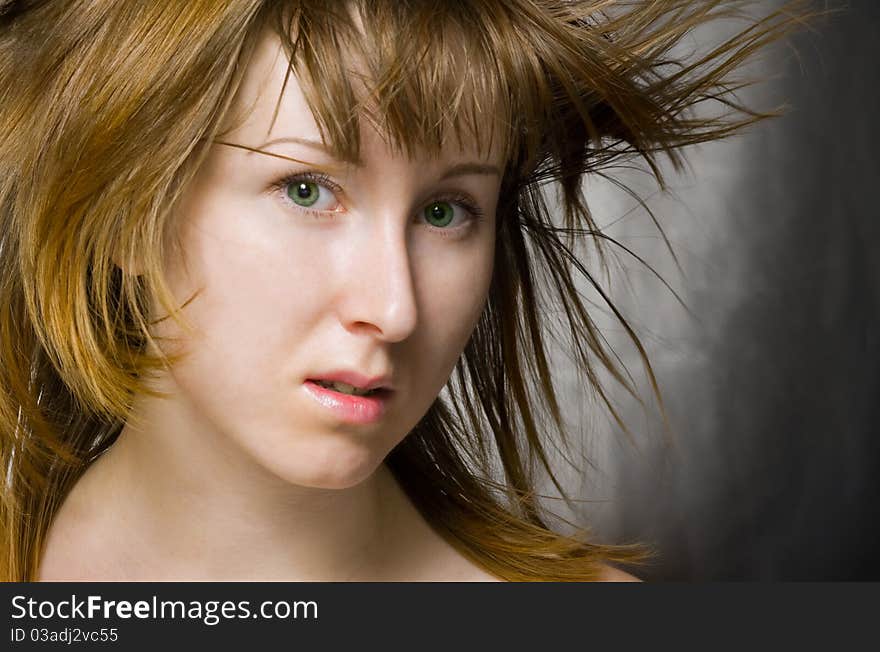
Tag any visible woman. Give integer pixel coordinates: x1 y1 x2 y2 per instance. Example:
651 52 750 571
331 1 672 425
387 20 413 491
0 0 808 581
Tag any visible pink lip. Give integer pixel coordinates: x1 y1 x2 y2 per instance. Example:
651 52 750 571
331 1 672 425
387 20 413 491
309 370 394 392
302 380 392 425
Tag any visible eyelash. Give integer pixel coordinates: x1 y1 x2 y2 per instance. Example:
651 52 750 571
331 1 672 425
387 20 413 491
269 171 486 232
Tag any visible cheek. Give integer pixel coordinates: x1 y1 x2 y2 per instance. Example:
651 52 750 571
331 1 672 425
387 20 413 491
411 232 495 366
151 204 331 402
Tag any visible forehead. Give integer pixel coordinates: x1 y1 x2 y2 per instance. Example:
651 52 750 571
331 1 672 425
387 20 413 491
223 29 325 151
221 25 505 167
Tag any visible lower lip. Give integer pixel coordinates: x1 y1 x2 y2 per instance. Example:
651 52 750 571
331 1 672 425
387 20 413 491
302 380 391 425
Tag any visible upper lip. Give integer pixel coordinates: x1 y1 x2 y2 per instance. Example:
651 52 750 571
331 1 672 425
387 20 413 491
307 370 394 392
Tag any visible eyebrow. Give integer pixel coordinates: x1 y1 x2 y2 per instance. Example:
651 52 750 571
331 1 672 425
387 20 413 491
255 136 336 155
250 137 501 179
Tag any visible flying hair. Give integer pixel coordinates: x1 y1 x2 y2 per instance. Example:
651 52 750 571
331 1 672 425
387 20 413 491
0 0 817 581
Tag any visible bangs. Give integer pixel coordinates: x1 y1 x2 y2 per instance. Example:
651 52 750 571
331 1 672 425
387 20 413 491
264 0 563 169
258 0 812 189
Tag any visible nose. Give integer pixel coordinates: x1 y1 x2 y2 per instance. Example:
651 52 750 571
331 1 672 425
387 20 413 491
338 218 418 343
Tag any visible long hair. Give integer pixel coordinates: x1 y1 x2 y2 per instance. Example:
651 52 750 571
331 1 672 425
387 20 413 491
0 0 812 581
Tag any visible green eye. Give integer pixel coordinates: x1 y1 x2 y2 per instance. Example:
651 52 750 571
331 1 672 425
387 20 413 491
288 181 320 207
424 202 455 228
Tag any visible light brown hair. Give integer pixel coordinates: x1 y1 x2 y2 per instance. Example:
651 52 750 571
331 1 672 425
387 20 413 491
0 0 813 581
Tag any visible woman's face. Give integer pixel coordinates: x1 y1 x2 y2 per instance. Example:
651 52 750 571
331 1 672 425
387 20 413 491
149 30 502 489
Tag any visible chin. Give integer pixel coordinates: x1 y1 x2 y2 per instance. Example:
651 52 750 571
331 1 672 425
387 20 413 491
263 438 385 490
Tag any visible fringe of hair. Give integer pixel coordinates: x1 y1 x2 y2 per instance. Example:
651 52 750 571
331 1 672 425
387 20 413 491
0 0 816 581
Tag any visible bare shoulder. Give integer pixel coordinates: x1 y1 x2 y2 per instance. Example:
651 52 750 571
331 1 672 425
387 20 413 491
37 465 124 581
424 543 504 582
426 541 641 582
421 529 641 582
596 563 642 582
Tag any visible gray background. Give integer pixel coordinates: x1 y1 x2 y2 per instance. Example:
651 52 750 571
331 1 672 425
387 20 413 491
557 0 879 580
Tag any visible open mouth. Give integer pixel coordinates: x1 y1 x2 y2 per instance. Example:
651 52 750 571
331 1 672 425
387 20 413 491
308 379 388 397
302 378 393 425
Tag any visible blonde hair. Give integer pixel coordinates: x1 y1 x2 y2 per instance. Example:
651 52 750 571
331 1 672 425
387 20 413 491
0 0 812 581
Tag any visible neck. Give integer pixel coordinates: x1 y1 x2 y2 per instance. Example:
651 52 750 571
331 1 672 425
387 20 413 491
44 391 437 581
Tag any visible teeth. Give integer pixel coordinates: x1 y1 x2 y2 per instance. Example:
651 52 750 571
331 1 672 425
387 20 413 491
315 380 375 396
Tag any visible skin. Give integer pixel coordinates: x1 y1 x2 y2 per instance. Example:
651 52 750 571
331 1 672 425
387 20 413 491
38 27 638 583
39 27 503 582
